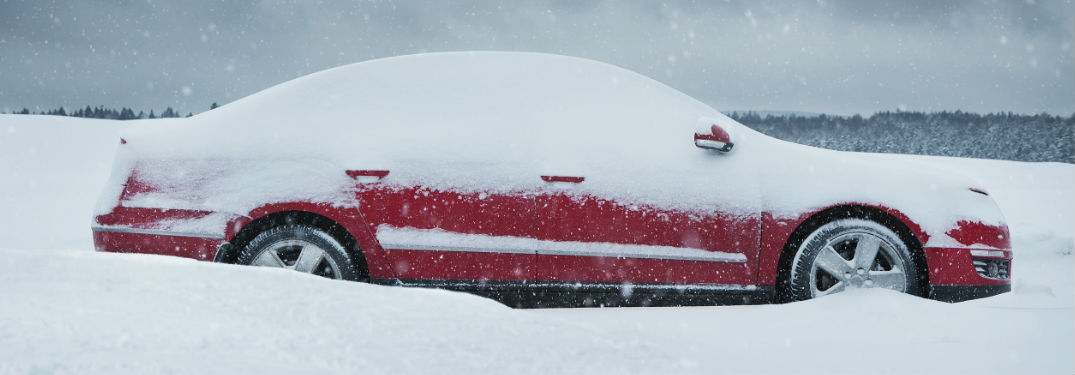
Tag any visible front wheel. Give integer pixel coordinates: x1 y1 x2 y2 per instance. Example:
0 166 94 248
237 224 361 281
788 218 920 301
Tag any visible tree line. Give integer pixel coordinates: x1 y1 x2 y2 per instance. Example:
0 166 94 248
728 110 1074 163
9 105 200 120
3 105 1072 163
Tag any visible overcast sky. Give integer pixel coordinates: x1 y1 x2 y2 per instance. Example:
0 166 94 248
1 0 1072 116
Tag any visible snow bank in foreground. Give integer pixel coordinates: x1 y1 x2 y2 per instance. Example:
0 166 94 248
0 248 677 374
0 248 1070 374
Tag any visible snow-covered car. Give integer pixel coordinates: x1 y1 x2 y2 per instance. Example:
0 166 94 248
91 52 1011 306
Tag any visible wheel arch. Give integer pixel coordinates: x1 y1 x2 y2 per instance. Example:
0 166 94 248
772 204 931 301
218 206 376 281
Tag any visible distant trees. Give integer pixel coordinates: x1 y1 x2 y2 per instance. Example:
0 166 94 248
69 105 143 120
728 110 1075 163
10 105 194 120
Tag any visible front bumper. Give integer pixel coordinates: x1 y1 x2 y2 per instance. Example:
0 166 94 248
924 247 1012 302
930 284 1012 302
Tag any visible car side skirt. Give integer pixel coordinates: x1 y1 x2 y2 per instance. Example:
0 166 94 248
370 278 774 308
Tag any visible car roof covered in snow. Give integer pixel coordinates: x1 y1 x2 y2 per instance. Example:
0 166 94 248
124 51 737 164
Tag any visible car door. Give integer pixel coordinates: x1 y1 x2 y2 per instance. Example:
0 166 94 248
533 123 761 288
535 185 759 286
353 166 537 284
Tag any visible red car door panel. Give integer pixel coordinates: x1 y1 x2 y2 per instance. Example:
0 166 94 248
536 187 759 285
536 256 749 284
357 182 536 281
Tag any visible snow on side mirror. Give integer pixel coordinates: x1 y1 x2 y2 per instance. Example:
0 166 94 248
694 124 734 152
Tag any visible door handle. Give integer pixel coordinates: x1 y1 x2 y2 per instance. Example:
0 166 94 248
541 175 584 183
347 170 390 182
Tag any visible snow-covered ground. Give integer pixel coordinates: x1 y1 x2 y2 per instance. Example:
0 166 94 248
1 115 1072 373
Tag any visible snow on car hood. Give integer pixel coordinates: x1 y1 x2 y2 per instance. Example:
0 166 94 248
103 51 1005 248
751 136 1007 248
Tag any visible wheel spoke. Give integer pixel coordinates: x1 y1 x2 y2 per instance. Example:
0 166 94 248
815 246 853 279
853 235 882 270
294 245 326 273
869 270 906 291
817 281 846 296
252 250 285 268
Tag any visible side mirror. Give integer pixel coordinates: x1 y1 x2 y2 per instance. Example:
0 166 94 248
694 124 734 152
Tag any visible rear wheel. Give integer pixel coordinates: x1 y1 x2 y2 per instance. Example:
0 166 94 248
788 218 920 300
237 224 360 281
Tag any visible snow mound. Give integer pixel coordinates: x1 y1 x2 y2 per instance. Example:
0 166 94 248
1 248 1070 374
0 248 682 374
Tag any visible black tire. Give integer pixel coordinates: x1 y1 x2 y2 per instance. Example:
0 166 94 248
237 224 361 281
787 218 920 301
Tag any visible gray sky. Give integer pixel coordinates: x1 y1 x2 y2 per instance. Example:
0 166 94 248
1 0 1072 115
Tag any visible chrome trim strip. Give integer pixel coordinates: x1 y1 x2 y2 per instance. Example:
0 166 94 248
534 248 743 262
91 225 226 240
379 243 746 263
393 279 758 291
969 249 1008 258
379 243 535 255
526 281 757 291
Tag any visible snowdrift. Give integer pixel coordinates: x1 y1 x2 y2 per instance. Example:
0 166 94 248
0 247 1070 374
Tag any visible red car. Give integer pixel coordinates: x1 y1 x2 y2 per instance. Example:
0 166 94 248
92 52 1011 307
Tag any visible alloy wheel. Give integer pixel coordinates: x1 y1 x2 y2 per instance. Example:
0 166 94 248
251 239 343 279
810 231 907 297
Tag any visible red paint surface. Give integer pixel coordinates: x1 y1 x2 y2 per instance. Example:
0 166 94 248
386 250 534 280
356 184 536 280
924 247 1011 285
536 191 758 284
945 220 1011 249
95 206 215 228
117 171 156 200
93 231 222 261
93 165 1011 293
94 204 226 261
537 255 753 284
756 211 799 286
695 124 732 144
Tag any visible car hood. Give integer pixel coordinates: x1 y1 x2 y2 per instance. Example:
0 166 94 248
744 133 1007 249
